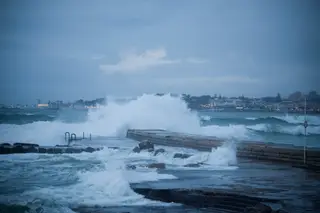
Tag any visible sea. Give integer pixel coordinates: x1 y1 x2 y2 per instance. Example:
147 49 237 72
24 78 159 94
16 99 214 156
0 94 319 213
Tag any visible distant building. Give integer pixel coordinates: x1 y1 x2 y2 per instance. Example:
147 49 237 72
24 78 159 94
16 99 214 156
37 104 49 108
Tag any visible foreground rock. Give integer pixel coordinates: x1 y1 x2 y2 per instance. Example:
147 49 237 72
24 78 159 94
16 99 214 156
147 163 166 169
173 153 192 159
139 140 154 151
184 163 203 168
126 163 166 170
132 140 155 153
154 148 165 156
130 187 281 212
244 203 272 213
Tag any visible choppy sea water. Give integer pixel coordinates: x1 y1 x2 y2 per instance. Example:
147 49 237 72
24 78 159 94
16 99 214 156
0 94 320 212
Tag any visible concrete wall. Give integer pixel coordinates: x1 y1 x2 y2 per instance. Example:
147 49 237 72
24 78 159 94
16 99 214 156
127 129 320 170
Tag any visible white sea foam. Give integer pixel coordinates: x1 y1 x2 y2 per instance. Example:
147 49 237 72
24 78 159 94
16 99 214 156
0 94 251 145
0 147 178 207
247 124 320 136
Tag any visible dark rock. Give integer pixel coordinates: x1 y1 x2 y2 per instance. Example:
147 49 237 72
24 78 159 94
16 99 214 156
244 203 273 213
39 147 47 153
130 188 278 212
173 153 191 159
0 204 30 213
0 143 12 154
154 148 165 156
11 145 25 153
274 209 289 213
55 145 69 147
126 165 137 170
147 163 166 169
65 148 82 154
13 142 39 148
184 163 202 168
108 146 119 150
132 146 141 153
138 140 154 150
85 147 95 153
46 148 55 154
53 148 63 154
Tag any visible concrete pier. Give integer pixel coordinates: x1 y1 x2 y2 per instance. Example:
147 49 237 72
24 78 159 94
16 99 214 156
0 142 103 155
126 129 320 170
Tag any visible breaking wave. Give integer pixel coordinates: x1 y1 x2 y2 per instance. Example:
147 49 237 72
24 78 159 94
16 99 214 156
246 115 320 126
0 94 251 145
247 124 320 136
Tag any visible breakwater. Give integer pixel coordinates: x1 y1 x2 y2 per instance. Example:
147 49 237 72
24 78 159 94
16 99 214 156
0 142 102 154
126 129 320 170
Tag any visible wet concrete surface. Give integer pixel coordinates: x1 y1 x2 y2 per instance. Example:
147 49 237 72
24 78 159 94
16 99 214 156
131 159 320 213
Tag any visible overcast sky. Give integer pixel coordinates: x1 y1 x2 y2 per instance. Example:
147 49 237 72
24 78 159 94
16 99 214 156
0 0 319 104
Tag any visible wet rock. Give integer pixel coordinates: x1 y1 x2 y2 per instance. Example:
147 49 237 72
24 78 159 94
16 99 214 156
130 187 279 212
10 143 39 154
126 165 137 170
132 146 141 153
65 148 82 154
244 203 272 213
54 148 63 154
273 209 289 213
184 163 203 168
39 147 47 153
0 143 12 154
13 142 39 148
147 147 155 152
173 153 191 159
11 145 26 153
138 140 154 151
85 147 95 153
108 146 119 150
0 204 30 213
154 148 165 156
55 145 69 147
147 163 166 169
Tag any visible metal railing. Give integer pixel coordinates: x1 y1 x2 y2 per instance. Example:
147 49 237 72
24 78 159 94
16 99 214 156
64 132 92 146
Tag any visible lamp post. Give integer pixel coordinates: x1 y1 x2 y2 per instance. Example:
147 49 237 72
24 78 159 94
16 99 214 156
303 96 308 165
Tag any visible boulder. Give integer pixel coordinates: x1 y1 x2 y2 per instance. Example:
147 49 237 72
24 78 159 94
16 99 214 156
184 163 203 168
138 140 154 151
132 146 141 153
173 153 192 159
126 165 137 170
147 163 166 169
85 147 95 153
154 148 165 156
244 203 273 213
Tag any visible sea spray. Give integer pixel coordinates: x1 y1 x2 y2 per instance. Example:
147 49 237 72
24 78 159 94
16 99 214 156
0 94 251 145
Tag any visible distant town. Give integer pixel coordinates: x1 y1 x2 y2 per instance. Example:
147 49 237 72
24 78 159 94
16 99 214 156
1 91 320 114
